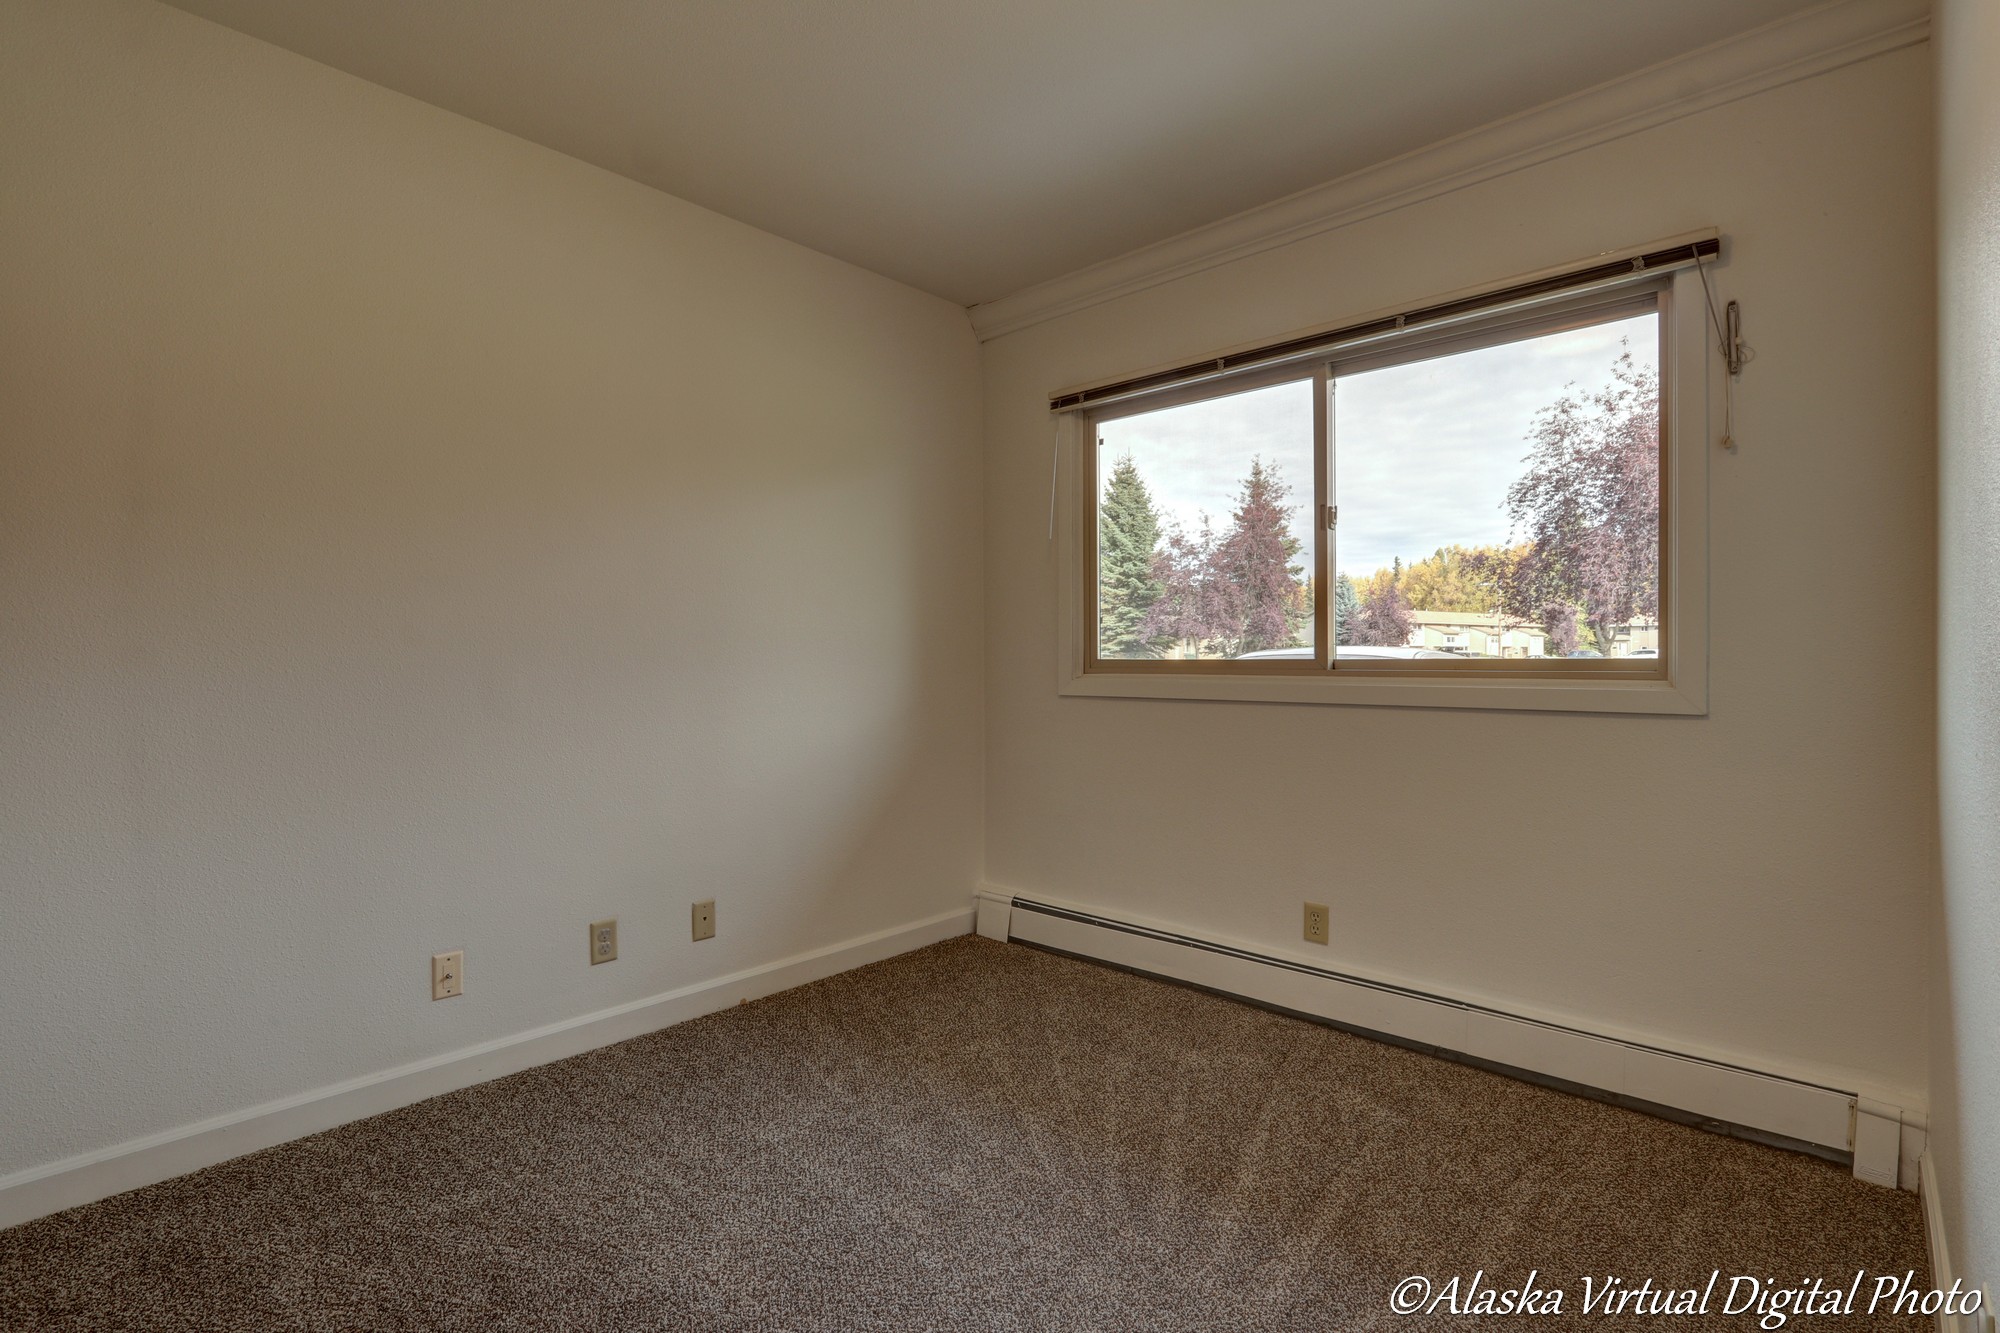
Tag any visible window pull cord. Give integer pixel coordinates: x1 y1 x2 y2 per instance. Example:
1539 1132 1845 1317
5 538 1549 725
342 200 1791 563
1048 418 1060 540
1690 243 1751 451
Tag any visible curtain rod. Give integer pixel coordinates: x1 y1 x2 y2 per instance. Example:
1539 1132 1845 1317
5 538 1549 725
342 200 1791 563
1048 237 1720 413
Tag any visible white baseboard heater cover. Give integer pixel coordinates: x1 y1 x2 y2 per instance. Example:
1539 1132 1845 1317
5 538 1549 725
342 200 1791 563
996 894 1904 1183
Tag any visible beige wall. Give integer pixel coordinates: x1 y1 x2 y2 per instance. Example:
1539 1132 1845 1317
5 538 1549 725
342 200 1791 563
1935 0 1999 1300
0 0 982 1178
983 48 1935 1107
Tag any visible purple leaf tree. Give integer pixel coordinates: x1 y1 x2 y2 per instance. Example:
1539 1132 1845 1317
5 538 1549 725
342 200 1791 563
1500 347 1660 653
1540 600 1580 658
1350 579 1414 647
1143 516 1232 656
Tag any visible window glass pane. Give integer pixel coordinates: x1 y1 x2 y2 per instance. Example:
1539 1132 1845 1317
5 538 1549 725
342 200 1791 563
1095 378 1316 661
1333 310 1659 663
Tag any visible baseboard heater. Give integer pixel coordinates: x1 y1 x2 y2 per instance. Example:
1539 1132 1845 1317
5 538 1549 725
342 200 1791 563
981 893 1913 1189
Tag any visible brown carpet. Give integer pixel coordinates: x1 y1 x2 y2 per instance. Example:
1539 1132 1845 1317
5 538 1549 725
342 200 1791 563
1 936 1927 1331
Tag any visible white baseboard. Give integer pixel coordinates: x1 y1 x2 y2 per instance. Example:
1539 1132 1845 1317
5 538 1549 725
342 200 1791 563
1904 1123 1931 1193
1921 1152 1994 1333
996 890 1917 1180
0 906 973 1232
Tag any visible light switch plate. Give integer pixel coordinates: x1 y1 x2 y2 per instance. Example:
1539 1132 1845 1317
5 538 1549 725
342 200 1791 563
431 950 464 1000
589 918 617 965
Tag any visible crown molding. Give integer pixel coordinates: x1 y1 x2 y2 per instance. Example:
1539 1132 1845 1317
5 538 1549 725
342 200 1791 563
968 0 1930 341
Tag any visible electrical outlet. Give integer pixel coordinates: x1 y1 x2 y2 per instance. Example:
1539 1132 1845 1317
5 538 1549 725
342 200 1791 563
691 899 715 942
1303 903 1329 946
431 950 464 1000
589 918 617 965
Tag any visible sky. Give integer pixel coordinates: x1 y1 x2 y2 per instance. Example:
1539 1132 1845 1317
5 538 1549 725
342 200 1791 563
1096 312 1657 582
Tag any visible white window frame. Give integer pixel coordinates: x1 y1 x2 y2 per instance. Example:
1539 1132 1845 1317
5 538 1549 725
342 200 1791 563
1052 257 1711 716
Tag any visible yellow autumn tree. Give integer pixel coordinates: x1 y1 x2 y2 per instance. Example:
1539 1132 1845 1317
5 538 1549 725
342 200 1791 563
1400 544 1531 613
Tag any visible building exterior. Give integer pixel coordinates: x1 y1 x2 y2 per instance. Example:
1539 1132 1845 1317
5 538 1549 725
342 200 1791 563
1405 610 1660 658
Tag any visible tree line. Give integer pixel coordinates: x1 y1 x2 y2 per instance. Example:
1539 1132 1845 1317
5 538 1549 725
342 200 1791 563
1100 348 1660 659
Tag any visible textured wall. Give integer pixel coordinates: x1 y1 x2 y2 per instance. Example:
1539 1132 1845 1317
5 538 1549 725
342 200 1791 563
1935 0 2000 1300
983 48 1935 1108
0 0 982 1177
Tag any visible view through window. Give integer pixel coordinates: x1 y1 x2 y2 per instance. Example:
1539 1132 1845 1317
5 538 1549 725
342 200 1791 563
1095 378 1316 661
1089 299 1662 670
1334 308 1660 663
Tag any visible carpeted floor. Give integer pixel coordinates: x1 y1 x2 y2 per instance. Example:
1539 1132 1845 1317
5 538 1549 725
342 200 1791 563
1 936 1928 1331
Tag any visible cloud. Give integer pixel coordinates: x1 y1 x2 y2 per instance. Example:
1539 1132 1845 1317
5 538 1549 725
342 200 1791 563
1099 377 1316 556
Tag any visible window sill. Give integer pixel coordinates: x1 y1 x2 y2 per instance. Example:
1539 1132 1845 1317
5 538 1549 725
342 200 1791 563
1059 668 1706 715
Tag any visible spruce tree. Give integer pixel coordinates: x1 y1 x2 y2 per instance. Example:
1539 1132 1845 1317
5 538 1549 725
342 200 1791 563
1332 573 1360 646
1214 457 1305 654
1097 454 1167 658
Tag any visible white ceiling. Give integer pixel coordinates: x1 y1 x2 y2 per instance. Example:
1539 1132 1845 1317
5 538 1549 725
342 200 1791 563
165 0 1824 307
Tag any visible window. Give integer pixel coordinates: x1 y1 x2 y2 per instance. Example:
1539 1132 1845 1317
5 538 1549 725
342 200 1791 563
1056 243 1712 714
